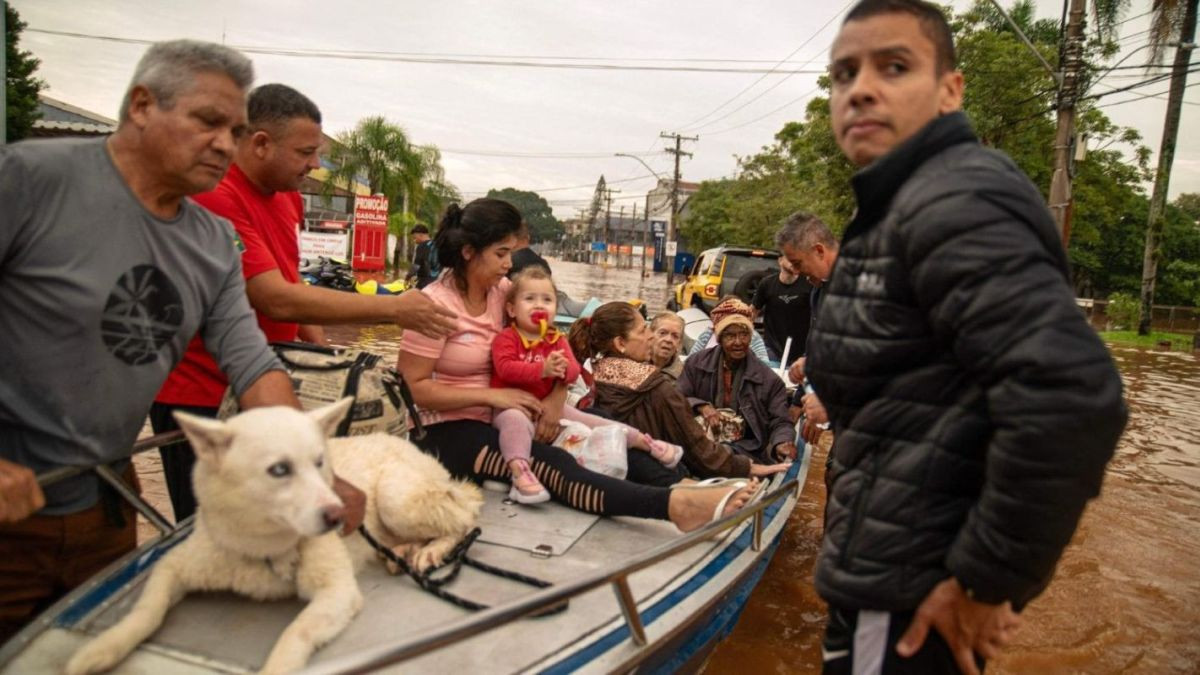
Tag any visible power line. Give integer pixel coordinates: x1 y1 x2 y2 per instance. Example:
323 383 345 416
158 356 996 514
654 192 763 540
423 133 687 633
1092 80 1200 110
675 0 853 131
459 173 660 196
26 28 827 75
704 84 824 136
1084 64 1200 101
439 148 662 159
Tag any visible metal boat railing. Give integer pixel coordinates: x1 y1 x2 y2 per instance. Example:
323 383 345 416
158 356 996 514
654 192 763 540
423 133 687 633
35 430 185 536
30 430 811 675
301 466 807 675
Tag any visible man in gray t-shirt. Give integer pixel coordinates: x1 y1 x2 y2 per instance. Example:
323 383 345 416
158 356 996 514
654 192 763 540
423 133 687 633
0 40 309 642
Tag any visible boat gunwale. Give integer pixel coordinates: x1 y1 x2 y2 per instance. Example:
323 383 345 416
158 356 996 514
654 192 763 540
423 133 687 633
300 460 807 675
2 442 811 675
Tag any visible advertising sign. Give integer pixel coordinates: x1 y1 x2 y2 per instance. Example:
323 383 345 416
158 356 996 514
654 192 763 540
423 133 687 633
352 195 389 229
650 220 667 235
352 195 389 270
300 231 348 260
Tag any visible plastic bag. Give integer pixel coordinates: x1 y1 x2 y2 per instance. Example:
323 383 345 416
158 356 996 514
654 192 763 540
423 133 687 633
552 421 628 479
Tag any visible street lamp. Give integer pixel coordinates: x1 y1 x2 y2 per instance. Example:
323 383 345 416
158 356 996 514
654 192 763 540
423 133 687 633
614 152 666 181
614 153 674 280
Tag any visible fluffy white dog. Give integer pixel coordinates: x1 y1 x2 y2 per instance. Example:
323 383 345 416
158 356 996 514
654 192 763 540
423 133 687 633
66 398 482 674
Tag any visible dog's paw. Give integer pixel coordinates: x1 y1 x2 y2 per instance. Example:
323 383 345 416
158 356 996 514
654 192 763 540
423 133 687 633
65 640 126 675
383 543 418 575
410 540 454 573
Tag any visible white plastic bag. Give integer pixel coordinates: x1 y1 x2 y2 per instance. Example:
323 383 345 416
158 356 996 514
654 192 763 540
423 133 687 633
553 421 628 479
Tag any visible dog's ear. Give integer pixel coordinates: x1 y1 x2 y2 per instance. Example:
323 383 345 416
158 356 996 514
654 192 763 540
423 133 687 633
173 411 235 464
308 397 355 438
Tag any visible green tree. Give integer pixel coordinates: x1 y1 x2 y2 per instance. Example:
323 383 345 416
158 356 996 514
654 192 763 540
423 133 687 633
1174 193 1200 222
486 187 563 243
683 0 1194 310
5 5 45 142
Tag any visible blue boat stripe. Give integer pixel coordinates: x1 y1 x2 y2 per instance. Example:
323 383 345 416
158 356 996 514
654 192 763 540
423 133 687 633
541 462 800 673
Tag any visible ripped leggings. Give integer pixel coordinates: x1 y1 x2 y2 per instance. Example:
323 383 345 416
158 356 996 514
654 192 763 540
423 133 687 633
414 420 671 519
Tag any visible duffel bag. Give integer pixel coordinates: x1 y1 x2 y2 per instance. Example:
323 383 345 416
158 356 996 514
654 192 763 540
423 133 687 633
217 341 421 439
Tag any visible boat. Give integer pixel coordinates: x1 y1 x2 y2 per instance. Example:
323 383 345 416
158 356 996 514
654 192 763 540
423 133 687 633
0 439 810 674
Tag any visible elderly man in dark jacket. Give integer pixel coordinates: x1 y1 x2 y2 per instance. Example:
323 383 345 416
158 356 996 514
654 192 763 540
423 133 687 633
801 1 1128 674
677 298 798 464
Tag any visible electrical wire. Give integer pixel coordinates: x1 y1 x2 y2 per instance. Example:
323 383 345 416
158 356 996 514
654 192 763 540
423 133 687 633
438 148 661 159
25 28 827 75
458 173 661 196
674 0 853 132
703 84 824 136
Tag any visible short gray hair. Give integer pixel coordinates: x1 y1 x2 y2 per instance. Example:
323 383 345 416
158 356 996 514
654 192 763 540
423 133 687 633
775 211 837 250
119 40 254 122
650 312 684 332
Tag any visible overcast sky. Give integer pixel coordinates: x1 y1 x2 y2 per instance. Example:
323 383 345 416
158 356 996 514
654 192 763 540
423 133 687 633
10 0 1198 218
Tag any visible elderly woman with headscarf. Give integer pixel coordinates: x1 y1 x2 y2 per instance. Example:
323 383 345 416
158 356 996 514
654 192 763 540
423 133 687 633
569 302 790 480
678 297 798 464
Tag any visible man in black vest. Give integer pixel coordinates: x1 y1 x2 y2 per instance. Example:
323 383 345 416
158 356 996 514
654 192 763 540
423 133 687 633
805 2 1127 673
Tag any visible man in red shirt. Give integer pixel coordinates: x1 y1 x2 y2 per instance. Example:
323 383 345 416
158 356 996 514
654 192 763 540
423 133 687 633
153 84 457 520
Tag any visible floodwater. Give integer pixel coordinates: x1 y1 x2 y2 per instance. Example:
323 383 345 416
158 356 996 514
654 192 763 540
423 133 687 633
135 259 1200 672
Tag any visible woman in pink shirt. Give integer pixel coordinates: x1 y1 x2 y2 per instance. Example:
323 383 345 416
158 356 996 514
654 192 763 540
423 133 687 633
398 198 760 531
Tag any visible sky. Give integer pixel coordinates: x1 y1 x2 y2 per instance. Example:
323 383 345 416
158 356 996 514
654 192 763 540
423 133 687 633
9 0 1198 219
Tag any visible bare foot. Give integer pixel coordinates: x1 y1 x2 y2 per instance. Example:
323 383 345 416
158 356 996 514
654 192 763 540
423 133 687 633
668 478 761 533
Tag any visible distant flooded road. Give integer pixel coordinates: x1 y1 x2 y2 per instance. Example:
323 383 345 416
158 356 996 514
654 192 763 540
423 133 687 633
172 260 1196 673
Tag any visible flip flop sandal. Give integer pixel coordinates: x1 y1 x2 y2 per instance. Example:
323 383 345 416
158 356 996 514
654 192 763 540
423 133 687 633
669 477 748 490
709 479 766 522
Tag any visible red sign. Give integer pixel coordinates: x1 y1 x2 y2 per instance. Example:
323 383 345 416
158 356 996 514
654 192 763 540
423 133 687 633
353 195 389 229
352 195 388 270
318 220 349 230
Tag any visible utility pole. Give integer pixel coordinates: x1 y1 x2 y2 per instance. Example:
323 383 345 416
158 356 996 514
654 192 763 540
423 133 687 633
1 2 7 145
1138 0 1198 335
618 205 627 268
601 186 620 266
640 199 649 277
660 132 698 284
1048 0 1086 247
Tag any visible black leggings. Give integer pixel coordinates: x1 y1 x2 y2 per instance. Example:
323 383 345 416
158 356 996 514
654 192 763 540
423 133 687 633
148 402 218 523
415 420 671 520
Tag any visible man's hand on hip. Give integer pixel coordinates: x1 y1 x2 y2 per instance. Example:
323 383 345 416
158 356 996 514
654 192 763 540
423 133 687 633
393 290 457 339
896 577 1021 675
0 459 45 523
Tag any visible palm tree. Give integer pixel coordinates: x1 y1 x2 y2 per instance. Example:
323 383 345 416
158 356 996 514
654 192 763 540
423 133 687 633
325 117 456 272
1137 0 1198 334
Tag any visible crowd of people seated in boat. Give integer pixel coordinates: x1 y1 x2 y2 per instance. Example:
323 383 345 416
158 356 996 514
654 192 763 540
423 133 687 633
395 198 796 527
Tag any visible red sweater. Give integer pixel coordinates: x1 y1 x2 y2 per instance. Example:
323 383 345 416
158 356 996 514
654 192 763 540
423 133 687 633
490 326 582 399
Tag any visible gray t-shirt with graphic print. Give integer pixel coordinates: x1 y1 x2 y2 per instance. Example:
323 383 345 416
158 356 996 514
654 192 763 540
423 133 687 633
0 137 282 514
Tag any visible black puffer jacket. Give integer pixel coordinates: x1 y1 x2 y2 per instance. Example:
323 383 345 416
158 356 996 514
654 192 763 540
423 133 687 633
806 112 1126 612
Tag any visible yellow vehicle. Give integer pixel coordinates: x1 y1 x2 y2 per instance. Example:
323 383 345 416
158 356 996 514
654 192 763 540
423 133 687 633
667 246 780 314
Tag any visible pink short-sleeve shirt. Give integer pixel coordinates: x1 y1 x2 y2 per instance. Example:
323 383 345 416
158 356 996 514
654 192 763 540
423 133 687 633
400 276 511 425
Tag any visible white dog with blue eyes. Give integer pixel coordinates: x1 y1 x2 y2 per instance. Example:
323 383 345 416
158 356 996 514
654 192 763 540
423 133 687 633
66 397 482 675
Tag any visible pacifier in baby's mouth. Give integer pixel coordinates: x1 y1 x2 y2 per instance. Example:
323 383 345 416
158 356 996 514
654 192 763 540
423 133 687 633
530 310 550 339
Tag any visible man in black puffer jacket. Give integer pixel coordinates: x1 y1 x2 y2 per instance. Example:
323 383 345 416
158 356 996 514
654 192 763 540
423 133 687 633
802 2 1128 673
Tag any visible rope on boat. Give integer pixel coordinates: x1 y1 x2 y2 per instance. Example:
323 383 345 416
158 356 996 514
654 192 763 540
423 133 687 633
357 525 568 617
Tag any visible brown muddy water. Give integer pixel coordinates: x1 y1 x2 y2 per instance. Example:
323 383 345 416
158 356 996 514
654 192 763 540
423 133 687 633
134 260 1200 673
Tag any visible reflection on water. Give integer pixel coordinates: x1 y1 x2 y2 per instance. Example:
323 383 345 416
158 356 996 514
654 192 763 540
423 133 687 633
547 257 675 316
706 345 1200 674
328 266 1199 673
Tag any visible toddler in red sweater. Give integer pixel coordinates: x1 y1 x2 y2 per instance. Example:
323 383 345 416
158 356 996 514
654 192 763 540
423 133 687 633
492 268 682 503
